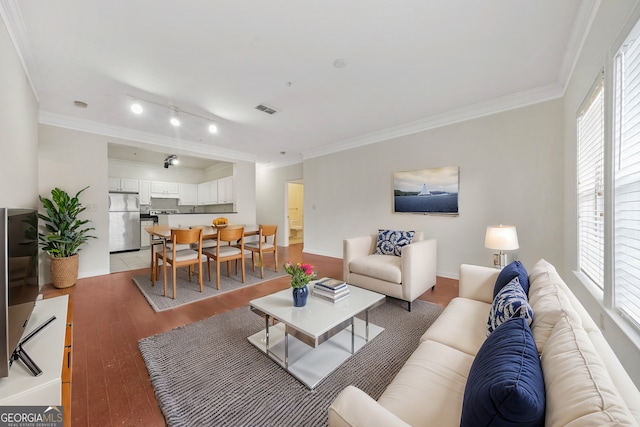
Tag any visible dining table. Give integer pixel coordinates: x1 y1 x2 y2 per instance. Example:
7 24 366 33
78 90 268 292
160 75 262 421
145 224 259 241
144 224 259 281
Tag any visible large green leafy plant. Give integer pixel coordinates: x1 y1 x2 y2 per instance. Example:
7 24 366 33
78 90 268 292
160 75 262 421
38 186 96 258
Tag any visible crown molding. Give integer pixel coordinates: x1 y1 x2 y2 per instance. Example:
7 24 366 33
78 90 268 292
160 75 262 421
302 82 564 160
558 0 600 90
38 110 257 164
256 157 303 171
0 0 39 100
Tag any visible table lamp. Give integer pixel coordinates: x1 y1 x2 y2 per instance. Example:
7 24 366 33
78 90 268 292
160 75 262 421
485 225 519 269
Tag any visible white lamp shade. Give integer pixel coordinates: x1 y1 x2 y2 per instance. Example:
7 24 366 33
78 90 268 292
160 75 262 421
485 225 519 251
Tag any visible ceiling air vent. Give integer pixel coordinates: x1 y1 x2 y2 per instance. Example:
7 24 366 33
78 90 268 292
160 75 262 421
255 104 277 115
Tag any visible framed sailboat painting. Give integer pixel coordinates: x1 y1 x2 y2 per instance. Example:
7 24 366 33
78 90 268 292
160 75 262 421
393 166 459 215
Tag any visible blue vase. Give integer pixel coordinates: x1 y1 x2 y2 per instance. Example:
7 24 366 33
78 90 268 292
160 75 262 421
292 285 309 307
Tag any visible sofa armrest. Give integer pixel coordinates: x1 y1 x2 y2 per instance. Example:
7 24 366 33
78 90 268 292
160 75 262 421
343 235 376 282
401 238 437 301
328 386 411 427
459 264 498 304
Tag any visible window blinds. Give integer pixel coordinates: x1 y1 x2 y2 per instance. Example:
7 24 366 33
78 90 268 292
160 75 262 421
614 26 640 328
577 77 605 289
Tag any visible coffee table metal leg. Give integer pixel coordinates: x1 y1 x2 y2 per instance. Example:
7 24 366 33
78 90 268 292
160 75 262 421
265 315 270 357
351 317 355 354
366 310 370 341
284 330 289 368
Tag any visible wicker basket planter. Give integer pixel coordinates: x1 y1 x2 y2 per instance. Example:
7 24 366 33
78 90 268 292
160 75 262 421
50 254 79 289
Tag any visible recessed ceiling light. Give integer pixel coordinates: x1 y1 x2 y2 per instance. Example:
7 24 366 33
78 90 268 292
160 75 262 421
74 100 88 108
170 108 181 127
131 102 143 114
208 122 218 134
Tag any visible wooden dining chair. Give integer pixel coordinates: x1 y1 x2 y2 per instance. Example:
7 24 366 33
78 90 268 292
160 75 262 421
244 225 278 279
197 226 218 254
151 239 193 286
158 228 204 299
203 226 245 289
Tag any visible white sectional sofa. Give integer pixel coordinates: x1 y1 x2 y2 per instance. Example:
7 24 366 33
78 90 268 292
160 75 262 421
329 259 640 426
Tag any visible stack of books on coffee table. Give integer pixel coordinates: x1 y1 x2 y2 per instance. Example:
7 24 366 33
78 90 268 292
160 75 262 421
313 278 350 303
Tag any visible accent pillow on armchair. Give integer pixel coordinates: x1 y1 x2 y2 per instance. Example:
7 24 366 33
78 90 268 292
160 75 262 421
375 229 415 257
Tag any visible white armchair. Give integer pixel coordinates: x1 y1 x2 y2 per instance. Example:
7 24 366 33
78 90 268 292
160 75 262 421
343 232 437 311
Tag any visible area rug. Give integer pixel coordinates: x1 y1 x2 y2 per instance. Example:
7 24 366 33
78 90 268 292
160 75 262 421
138 299 444 426
132 266 286 312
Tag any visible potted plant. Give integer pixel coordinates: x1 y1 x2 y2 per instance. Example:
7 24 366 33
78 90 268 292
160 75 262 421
283 261 316 307
38 186 96 288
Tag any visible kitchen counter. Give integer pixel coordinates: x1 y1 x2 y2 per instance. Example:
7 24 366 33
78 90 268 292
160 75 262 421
140 213 158 221
155 213 255 231
163 212 237 215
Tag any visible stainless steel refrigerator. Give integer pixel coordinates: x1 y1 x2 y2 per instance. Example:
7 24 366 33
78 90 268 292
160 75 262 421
109 192 141 252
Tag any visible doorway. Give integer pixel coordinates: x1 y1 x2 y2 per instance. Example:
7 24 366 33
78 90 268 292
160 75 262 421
287 181 304 245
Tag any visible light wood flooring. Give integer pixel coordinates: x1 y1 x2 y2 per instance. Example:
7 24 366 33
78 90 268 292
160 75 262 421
41 244 458 426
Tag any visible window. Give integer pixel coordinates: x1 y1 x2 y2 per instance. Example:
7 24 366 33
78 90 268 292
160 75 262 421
577 76 605 289
614 22 640 328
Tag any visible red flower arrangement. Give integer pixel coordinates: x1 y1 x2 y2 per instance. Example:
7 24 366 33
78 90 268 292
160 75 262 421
283 262 316 288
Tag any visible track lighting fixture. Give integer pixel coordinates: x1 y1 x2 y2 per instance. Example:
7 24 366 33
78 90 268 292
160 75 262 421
128 96 219 136
164 154 179 168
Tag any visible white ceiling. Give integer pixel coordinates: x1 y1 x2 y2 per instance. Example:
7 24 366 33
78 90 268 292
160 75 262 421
2 0 593 167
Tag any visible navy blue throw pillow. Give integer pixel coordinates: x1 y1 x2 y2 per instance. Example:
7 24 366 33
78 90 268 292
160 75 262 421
493 260 529 297
461 317 545 427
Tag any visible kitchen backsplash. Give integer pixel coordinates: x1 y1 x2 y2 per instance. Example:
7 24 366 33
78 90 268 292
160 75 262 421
145 197 235 214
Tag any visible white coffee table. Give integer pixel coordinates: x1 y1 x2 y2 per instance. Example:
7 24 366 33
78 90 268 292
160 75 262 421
248 283 385 389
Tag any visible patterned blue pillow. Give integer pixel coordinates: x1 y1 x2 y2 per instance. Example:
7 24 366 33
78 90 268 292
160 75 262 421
487 277 533 336
375 229 415 257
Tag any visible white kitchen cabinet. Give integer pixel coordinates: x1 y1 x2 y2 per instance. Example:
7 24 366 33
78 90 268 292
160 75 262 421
217 176 234 204
139 180 151 205
109 177 139 192
151 181 180 198
178 183 198 205
197 182 208 205
140 220 154 248
197 180 218 205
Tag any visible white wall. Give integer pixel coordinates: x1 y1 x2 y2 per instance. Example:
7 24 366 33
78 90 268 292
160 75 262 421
0 20 38 208
108 156 236 184
109 159 206 184
256 163 304 246
302 100 564 278
39 125 258 282
562 0 640 386
38 125 111 281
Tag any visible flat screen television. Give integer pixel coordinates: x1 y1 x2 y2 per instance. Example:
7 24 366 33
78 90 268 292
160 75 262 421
0 208 40 378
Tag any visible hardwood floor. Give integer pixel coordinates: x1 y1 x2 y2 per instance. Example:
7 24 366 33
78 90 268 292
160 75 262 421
41 244 458 426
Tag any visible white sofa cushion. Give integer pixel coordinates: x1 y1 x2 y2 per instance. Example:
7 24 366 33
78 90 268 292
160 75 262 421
377 340 474 427
528 260 582 353
349 254 402 284
541 315 638 427
328 386 411 427
420 297 490 356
